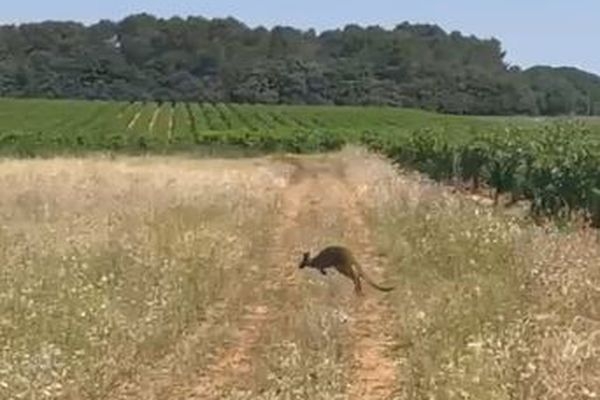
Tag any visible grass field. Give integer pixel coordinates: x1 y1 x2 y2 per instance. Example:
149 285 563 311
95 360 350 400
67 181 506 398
0 148 598 399
0 98 599 398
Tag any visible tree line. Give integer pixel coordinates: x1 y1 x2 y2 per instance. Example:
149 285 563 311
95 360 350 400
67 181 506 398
1 13 599 116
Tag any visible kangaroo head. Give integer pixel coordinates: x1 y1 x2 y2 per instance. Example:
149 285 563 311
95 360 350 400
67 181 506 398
298 251 310 269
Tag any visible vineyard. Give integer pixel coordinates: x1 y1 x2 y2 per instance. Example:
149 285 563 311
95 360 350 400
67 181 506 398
0 98 599 224
1 97 600 399
0 98 491 154
362 122 600 226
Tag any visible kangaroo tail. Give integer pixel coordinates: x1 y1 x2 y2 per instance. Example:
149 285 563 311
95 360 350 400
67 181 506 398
364 277 395 292
354 262 395 292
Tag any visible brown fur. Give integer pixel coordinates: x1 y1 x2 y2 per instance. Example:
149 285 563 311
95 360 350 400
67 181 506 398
298 245 395 296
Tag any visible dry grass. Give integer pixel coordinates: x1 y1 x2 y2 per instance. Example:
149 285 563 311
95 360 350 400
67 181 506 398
358 152 600 399
1 149 598 399
0 156 283 399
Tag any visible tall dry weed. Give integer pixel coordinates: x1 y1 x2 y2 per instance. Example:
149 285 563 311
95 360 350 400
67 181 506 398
0 157 282 399
347 148 600 399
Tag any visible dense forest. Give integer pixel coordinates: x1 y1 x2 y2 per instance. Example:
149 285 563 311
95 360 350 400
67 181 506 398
1 13 600 115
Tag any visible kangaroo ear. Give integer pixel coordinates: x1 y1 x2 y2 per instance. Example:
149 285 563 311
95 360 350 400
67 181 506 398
303 251 310 259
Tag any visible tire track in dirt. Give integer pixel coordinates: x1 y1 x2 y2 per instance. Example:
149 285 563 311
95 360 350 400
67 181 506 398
315 159 400 400
187 303 270 398
265 154 401 399
265 155 400 399
106 160 288 400
108 301 229 400
109 153 402 399
187 158 314 398
342 208 400 400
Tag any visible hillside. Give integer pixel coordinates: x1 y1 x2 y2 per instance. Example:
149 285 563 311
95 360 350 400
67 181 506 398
1 13 600 115
524 66 600 115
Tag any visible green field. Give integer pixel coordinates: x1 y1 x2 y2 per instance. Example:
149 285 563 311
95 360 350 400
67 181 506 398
0 98 494 154
1 98 600 399
0 98 599 225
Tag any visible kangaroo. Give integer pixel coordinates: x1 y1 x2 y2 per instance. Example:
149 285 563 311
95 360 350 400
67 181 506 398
298 245 395 296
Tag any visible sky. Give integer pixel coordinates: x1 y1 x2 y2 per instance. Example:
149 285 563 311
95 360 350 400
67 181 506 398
1 0 598 75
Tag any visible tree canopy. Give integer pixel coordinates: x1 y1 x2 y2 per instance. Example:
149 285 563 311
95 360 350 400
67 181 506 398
1 13 599 115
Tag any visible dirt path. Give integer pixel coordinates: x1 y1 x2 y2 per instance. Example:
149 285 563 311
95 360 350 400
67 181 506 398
268 155 400 399
108 153 402 399
339 183 400 400
309 158 399 400
187 158 312 398
108 301 229 400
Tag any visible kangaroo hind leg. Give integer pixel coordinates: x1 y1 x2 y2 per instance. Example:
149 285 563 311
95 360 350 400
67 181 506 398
353 275 363 296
